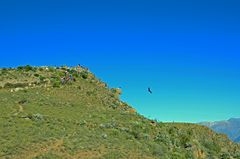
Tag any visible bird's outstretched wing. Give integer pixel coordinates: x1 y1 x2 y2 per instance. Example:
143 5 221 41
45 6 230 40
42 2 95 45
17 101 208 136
148 88 152 94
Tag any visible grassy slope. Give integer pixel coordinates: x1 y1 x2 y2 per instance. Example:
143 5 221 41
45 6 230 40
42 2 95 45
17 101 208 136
0 66 240 159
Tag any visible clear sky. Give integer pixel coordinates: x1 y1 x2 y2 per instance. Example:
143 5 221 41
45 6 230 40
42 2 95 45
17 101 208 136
1 0 240 122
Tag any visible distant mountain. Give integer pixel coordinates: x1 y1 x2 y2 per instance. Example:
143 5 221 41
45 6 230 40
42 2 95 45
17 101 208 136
235 136 240 143
200 118 240 143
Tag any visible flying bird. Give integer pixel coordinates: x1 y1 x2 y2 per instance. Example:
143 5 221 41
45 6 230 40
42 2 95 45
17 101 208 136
148 87 152 94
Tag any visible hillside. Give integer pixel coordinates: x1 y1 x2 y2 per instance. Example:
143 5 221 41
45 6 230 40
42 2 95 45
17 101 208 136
0 66 240 159
200 118 240 143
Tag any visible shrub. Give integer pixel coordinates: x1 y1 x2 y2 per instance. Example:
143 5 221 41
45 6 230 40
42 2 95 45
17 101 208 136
48 67 55 72
234 152 240 158
220 152 231 159
38 67 44 71
149 143 167 156
60 67 67 71
58 72 65 77
154 133 172 145
50 76 58 80
81 71 88 79
39 76 46 82
203 141 221 154
17 66 24 71
72 72 79 78
4 82 28 88
180 134 191 146
111 88 122 95
110 103 118 109
168 126 179 135
34 73 40 77
86 91 95 96
171 152 186 159
1 68 8 74
24 65 33 72
110 88 122 99
53 81 61 88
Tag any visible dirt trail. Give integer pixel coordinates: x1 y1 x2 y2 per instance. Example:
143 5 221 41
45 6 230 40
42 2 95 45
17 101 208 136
14 139 106 159
72 145 106 159
18 105 23 112
15 139 64 159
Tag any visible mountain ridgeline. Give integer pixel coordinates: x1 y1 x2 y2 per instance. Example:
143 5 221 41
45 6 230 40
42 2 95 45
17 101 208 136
0 66 240 159
200 118 240 143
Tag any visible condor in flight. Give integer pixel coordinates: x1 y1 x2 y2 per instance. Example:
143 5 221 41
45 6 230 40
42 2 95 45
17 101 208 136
148 87 152 94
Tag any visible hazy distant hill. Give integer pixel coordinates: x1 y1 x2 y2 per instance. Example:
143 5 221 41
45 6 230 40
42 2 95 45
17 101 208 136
235 136 240 143
200 118 240 143
0 66 240 159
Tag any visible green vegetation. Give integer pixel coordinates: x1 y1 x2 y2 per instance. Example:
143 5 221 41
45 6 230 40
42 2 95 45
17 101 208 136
0 66 239 159
80 71 89 79
17 65 35 72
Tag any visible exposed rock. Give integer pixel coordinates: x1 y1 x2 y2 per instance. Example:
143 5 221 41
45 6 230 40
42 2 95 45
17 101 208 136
101 134 108 139
128 108 137 114
110 88 122 99
98 82 107 88
14 87 24 92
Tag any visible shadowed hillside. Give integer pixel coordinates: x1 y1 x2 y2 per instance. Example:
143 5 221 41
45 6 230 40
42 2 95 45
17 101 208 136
0 66 240 159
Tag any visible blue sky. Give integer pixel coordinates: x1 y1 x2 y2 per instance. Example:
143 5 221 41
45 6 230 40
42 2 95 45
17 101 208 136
0 0 240 122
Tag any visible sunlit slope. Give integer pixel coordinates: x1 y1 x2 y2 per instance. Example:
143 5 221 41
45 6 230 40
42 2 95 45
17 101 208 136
0 66 239 159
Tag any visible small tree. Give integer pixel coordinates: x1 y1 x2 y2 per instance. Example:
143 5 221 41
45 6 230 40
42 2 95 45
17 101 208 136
24 65 33 72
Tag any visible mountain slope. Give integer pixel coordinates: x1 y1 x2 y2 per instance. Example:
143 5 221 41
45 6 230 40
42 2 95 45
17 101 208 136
235 136 240 143
0 66 240 159
200 118 240 143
